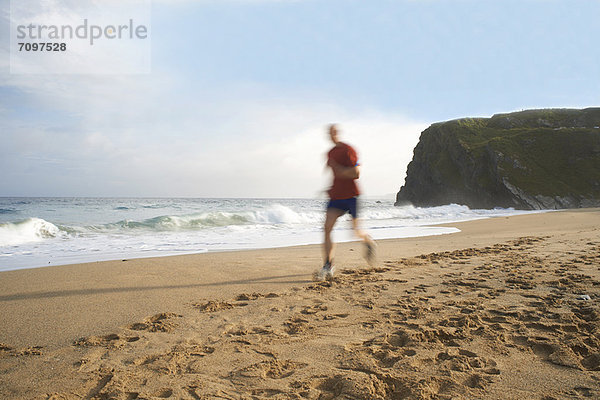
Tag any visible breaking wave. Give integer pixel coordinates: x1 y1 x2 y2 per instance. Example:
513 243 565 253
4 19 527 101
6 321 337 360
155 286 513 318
0 198 542 270
0 218 64 246
100 204 322 232
0 203 524 247
0 205 323 247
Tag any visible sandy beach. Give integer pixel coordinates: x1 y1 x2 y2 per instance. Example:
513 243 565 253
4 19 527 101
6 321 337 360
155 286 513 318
1 209 599 399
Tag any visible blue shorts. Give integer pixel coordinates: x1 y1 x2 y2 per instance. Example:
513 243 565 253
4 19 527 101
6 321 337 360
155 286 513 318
327 197 358 219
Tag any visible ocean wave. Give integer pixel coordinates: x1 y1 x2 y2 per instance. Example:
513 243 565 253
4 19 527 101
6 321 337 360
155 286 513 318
360 203 517 221
250 204 320 224
102 213 248 231
0 208 18 214
92 203 519 233
142 204 168 209
0 204 522 248
0 218 64 246
97 204 322 232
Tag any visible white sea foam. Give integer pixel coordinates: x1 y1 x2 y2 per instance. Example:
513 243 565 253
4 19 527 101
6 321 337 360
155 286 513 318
80 204 522 233
91 204 321 232
0 218 64 246
0 198 544 271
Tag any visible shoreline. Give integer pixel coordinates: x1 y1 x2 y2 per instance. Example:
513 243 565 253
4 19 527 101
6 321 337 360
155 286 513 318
0 209 594 348
0 209 543 274
0 198 540 273
1 208 599 398
0 210 548 276
0 226 461 273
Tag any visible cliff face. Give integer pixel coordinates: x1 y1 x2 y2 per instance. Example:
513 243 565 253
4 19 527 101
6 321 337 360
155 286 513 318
395 108 600 210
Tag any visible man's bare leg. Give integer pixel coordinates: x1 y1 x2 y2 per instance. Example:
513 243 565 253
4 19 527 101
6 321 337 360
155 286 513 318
352 217 376 264
314 208 345 281
324 207 345 264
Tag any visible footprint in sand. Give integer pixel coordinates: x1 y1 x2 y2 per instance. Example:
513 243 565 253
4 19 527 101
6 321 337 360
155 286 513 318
128 312 181 333
194 300 242 313
301 304 328 315
75 347 108 372
136 342 216 374
581 353 600 370
511 336 586 369
236 292 280 301
152 388 173 398
74 333 140 348
224 324 275 337
284 316 313 335
436 348 499 375
318 371 392 399
465 373 492 389
0 343 43 357
237 359 307 379
322 313 349 321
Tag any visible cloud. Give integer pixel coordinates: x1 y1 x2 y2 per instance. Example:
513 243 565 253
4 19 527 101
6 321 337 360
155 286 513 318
0 0 427 198
339 115 425 198
0 73 425 197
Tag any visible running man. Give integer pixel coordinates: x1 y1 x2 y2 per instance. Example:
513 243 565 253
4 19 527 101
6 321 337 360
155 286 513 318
316 124 376 281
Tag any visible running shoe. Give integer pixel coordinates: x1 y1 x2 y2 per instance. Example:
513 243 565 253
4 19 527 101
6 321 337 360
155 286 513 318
314 261 335 281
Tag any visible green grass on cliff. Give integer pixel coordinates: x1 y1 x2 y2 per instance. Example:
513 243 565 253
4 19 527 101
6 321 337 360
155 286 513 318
432 110 600 197
486 128 599 197
463 127 599 197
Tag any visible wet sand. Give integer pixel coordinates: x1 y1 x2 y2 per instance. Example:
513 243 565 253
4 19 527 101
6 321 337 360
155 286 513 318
1 209 599 399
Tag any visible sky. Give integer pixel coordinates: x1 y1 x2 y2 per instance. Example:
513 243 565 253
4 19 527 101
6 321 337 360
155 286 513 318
1 0 599 198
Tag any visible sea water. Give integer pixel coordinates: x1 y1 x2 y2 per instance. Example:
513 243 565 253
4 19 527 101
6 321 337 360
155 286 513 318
0 198 539 271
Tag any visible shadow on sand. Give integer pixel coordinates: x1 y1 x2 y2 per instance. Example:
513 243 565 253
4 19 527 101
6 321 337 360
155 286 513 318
0 273 310 302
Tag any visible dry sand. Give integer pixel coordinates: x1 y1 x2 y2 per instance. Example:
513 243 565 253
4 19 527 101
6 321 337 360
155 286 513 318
1 209 599 399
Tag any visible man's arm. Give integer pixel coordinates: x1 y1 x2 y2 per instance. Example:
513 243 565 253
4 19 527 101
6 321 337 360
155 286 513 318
328 159 360 179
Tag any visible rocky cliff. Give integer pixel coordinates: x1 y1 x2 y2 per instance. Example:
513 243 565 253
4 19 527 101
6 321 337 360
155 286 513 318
395 108 600 210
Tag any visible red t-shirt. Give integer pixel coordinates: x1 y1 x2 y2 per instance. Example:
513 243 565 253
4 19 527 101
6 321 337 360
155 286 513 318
327 142 360 200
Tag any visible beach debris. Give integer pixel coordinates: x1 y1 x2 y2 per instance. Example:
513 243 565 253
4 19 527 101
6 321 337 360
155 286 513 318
577 294 592 301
